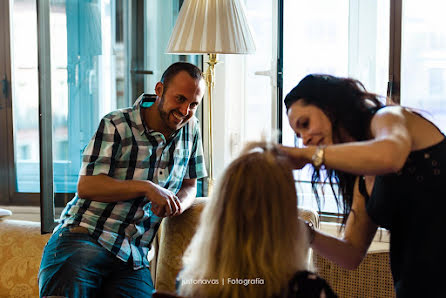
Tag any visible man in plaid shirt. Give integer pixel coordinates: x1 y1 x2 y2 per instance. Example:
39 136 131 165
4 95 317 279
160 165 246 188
39 62 207 297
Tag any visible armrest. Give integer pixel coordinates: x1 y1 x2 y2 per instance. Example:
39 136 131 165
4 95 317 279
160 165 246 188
151 197 208 292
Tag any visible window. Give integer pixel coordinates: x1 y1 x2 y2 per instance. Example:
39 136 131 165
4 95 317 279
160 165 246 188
401 0 446 130
428 68 444 96
210 0 276 174
1 0 200 232
275 0 446 217
281 0 389 214
212 0 394 216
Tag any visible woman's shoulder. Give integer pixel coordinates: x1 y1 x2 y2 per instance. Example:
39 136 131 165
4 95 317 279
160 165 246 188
372 105 440 130
370 105 407 121
282 270 337 298
367 105 410 137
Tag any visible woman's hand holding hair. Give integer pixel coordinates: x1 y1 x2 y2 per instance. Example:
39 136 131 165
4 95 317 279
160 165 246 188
278 145 313 169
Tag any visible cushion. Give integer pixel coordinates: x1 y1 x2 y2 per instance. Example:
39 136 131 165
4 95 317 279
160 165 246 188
0 219 51 298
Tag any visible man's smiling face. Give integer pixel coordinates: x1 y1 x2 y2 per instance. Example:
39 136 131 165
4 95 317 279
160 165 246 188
156 71 205 134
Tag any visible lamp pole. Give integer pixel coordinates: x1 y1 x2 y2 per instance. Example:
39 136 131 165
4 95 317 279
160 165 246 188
205 53 218 193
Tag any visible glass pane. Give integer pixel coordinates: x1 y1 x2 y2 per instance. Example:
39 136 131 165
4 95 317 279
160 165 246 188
401 0 446 132
244 0 273 142
282 0 389 213
282 0 350 148
47 0 199 210
47 0 117 203
348 0 389 97
11 0 40 193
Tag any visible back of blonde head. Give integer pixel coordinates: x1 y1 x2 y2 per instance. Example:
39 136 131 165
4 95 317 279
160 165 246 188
178 142 309 298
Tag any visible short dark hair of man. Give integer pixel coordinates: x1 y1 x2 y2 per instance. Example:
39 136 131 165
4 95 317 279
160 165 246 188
161 62 203 90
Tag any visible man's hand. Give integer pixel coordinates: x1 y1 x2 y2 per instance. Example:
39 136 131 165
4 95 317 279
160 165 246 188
145 182 182 217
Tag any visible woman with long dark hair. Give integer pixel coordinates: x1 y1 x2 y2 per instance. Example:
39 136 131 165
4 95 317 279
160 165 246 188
281 74 446 298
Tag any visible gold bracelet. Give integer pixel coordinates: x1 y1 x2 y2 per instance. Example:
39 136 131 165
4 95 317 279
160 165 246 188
311 145 326 169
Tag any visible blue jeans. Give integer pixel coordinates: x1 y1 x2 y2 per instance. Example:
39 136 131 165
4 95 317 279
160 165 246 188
38 227 154 298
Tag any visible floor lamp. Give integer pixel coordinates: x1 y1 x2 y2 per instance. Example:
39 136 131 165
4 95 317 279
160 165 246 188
166 0 255 194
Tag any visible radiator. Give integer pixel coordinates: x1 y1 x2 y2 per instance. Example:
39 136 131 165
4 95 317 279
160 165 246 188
315 251 396 298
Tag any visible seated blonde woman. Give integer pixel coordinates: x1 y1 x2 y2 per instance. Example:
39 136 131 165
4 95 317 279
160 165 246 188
177 143 336 298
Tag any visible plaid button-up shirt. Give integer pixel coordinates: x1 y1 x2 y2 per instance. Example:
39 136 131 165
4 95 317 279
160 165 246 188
55 94 207 269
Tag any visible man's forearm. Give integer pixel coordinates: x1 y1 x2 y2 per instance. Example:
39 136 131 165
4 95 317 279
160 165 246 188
77 174 152 202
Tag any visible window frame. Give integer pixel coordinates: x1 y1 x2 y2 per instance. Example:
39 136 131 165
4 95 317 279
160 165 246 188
0 0 13 205
0 1 12 204
37 0 56 231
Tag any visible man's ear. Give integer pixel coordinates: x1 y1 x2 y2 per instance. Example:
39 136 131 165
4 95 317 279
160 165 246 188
155 82 164 97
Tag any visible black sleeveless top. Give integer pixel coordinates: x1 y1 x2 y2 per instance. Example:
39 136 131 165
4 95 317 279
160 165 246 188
359 113 446 297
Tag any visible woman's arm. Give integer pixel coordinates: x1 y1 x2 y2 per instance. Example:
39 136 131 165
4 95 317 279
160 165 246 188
311 177 378 269
281 106 412 175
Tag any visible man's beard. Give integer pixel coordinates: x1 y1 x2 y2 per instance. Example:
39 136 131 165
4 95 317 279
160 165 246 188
158 95 182 135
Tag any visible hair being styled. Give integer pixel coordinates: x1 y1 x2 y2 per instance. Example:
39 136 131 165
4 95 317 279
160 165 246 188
178 142 309 298
284 74 385 225
161 62 203 89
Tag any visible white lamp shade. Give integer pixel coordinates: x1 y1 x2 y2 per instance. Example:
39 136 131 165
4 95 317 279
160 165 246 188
166 0 256 54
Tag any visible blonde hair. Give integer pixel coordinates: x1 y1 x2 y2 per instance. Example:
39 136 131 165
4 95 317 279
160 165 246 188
178 142 310 298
